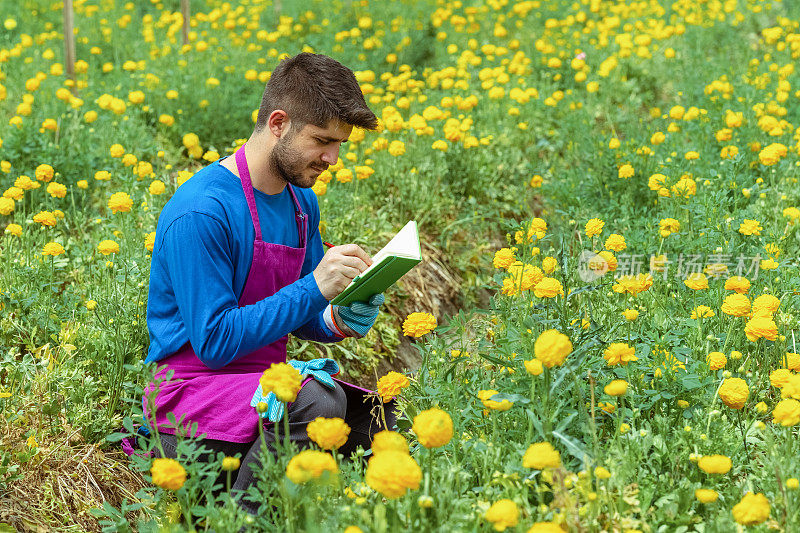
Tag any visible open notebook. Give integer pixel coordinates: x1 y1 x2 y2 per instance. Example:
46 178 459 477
330 221 422 306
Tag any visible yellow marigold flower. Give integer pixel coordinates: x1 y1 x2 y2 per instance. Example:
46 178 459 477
648 173 667 191
695 489 719 503
604 233 626 251
691 305 715 319
596 251 617 272
523 442 561 470
752 294 780 315
622 309 639 321
527 522 564 532
311 180 327 196
770 369 792 388
786 478 799 490
0 197 14 216
533 277 563 298
402 312 436 337
698 455 731 474
659 218 680 237
388 140 405 156
484 499 519 532
42 242 65 256
149 180 166 195
585 218 604 237
542 256 558 274
35 163 54 182
145 231 156 252
108 192 134 214
527 218 547 240
95 170 111 181
755 401 768 414
77 180 88 189
109 144 125 158
97 239 120 255
782 375 800 400
493 247 516 269
151 458 186 490
534 329 572 368
122 153 138 167
706 352 727 371
618 163 634 179
603 343 637 366
259 362 302 402
725 276 750 294
718 378 749 409
594 466 612 479
721 294 750 317
744 315 778 342
524 359 543 376
772 399 800 426
136 161 154 178
732 492 770 525
371 430 408 455
683 273 708 290
671 176 696 197
598 401 615 414
375 371 410 402
412 408 453 448
365 450 421 498
307 417 350 449
344 527 363 533
612 274 653 296
85 300 98 311
782 353 800 371
685 150 699 160
285 449 338 485
182 133 200 148
3 186 23 200
604 379 628 396
5 223 22 237
738 219 762 236
478 389 513 411
221 456 240 471
46 182 66 198
159 114 175 126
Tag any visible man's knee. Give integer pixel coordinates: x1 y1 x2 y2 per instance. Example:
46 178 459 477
291 380 347 421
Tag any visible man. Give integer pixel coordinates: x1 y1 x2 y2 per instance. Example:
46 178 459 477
142 53 392 514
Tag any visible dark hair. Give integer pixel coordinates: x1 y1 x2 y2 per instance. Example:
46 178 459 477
254 53 378 133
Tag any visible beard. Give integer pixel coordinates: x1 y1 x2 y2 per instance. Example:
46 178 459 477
268 132 317 189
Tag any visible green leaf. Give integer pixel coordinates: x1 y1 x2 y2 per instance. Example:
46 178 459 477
553 430 591 463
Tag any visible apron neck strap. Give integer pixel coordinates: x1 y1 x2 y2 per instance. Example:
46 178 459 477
234 143 307 247
235 144 262 241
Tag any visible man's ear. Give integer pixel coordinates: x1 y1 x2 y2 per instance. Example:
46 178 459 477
268 110 289 138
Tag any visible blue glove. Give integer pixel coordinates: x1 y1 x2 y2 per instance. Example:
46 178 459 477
333 293 385 338
251 358 340 422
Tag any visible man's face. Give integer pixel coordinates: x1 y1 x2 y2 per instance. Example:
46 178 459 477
269 119 352 189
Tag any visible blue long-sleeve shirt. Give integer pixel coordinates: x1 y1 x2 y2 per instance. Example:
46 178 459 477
145 157 339 370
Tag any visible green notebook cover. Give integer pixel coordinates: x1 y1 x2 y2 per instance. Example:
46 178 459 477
330 221 422 306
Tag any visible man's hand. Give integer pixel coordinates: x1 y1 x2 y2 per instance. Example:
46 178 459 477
313 244 372 300
332 294 385 338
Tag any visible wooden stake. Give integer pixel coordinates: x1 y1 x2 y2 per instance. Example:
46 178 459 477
63 0 76 92
181 0 190 46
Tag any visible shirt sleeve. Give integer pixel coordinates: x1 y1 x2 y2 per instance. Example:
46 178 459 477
160 211 331 370
291 196 346 342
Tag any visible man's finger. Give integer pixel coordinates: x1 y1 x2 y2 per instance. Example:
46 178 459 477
339 244 372 267
338 255 370 273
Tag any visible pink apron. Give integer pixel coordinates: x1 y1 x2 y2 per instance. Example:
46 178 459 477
143 144 380 443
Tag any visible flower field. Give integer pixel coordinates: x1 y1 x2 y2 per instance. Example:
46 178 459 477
2 0 800 531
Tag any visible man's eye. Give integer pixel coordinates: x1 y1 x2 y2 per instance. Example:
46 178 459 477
315 138 327 145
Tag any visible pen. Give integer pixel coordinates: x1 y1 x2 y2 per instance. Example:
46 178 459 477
323 241 335 249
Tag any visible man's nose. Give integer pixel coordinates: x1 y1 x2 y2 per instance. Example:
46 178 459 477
320 145 339 165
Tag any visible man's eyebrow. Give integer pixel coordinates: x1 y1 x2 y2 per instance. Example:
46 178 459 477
316 135 349 143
